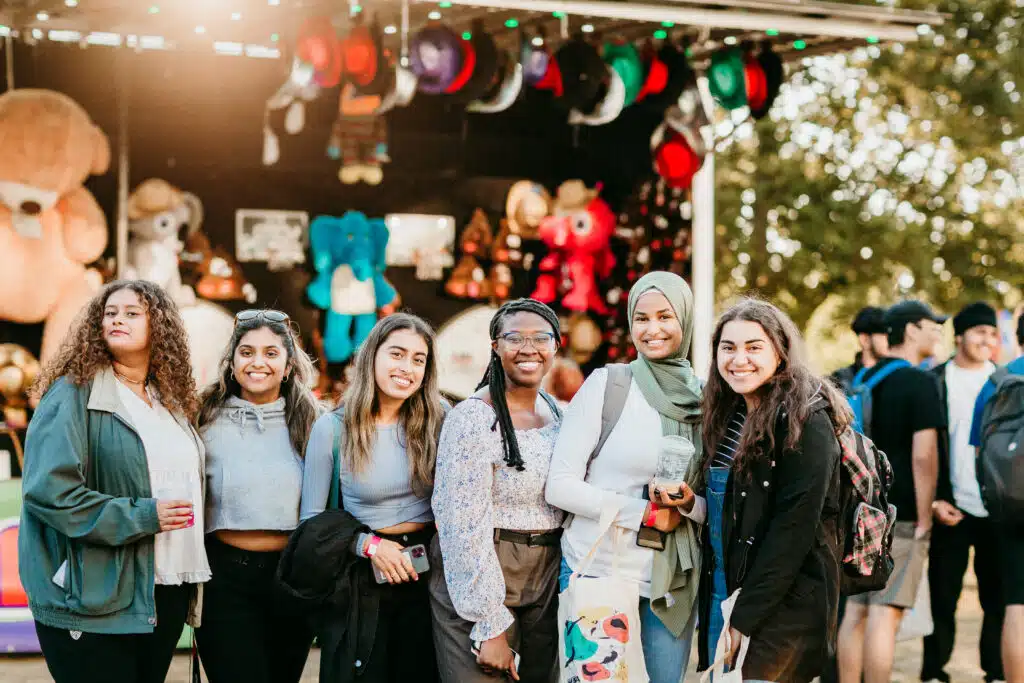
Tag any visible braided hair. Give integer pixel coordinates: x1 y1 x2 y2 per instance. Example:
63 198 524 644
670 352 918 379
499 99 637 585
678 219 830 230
476 298 561 471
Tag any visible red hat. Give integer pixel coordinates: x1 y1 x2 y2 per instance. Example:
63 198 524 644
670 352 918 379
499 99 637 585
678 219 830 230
654 130 702 189
341 22 379 88
533 52 564 97
445 35 477 94
635 42 669 102
297 17 343 88
744 55 768 111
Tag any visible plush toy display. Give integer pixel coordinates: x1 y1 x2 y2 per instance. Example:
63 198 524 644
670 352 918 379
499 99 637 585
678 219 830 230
124 179 203 305
330 83 390 186
307 212 398 363
531 181 616 315
181 231 258 304
0 344 40 431
0 89 110 362
445 209 493 300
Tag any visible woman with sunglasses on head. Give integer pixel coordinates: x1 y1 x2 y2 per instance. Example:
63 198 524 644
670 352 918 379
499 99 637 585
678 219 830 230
430 299 564 683
546 271 704 683
695 299 846 683
299 313 446 682
194 309 322 683
20 280 208 683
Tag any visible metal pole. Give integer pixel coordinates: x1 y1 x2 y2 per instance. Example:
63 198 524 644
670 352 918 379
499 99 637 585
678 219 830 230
4 32 13 91
690 76 716 380
400 0 410 67
115 49 130 279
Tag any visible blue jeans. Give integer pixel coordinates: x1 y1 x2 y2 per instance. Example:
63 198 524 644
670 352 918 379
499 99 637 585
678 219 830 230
707 467 731 661
559 558 695 683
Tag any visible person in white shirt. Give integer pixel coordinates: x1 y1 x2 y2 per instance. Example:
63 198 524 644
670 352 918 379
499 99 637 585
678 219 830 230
922 302 1004 683
546 271 703 683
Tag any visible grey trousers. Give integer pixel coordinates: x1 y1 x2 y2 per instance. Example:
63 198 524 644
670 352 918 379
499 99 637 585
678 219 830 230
428 534 560 683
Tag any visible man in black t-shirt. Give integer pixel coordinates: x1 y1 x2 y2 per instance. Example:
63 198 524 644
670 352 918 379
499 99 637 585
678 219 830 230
838 300 946 683
830 306 890 395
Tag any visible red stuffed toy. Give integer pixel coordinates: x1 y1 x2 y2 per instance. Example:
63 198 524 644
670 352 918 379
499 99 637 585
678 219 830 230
531 180 616 315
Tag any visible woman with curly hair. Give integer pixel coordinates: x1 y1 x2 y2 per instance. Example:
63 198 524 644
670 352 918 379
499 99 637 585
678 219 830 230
194 309 322 683
694 298 848 683
19 280 209 683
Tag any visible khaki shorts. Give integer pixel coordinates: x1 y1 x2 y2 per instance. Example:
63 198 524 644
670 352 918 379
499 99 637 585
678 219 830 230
849 521 929 609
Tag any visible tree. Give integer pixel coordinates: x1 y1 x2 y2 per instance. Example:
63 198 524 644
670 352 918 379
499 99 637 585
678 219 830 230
714 0 1023 336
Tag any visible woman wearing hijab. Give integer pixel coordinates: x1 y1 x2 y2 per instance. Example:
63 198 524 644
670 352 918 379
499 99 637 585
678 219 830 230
546 271 704 683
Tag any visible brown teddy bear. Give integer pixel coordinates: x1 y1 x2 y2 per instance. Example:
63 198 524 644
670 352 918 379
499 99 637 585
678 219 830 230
0 89 110 362
445 209 494 300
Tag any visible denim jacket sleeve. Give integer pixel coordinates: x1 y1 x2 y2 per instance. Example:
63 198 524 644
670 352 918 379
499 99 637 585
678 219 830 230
21 379 160 546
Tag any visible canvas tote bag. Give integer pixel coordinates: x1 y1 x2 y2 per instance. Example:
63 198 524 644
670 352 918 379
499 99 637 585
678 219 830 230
558 499 648 683
700 589 751 683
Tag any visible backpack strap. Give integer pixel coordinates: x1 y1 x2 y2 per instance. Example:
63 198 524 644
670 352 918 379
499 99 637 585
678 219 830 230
989 366 1012 391
328 410 345 511
539 390 563 422
584 364 632 479
860 359 911 391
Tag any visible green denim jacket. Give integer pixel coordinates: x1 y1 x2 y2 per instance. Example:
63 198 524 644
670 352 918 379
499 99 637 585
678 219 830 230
18 367 205 634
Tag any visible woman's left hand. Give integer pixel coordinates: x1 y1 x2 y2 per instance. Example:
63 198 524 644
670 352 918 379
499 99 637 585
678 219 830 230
652 481 696 513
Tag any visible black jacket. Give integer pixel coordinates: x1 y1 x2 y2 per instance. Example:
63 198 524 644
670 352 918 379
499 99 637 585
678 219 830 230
697 401 842 683
829 355 864 395
929 361 955 505
276 510 377 682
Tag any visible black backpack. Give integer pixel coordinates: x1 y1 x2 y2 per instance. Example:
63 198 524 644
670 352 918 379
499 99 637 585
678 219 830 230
976 368 1024 524
835 426 898 595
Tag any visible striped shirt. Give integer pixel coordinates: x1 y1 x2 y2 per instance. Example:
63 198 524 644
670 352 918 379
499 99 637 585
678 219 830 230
713 407 747 468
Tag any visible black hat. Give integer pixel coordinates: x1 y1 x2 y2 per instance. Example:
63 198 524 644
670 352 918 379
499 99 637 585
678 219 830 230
851 306 888 335
554 35 607 112
450 21 500 104
751 42 784 120
952 302 998 336
885 300 949 331
641 39 695 112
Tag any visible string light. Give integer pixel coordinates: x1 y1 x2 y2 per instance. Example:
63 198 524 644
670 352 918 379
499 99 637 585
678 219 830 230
552 11 565 17
270 33 279 42
384 25 397 34
724 36 738 45
36 11 50 20
531 36 544 46
866 36 880 44
793 39 806 49
661 21 674 27
440 1 453 6
504 18 519 28
148 5 159 14
231 12 241 20
581 24 594 33
462 31 472 40
65 0 79 7
766 28 780 36
428 10 442 19
195 25 206 35
654 30 667 40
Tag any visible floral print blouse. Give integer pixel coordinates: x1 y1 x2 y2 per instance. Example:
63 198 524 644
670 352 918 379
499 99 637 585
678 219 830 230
432 397 565 642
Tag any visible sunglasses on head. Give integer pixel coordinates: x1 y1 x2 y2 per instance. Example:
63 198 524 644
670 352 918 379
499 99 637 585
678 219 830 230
235 309 291 325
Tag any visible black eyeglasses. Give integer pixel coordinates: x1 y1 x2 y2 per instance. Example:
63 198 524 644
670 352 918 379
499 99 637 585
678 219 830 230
235 309 290 325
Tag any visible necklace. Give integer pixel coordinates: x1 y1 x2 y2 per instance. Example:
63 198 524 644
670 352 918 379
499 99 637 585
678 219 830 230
113 368 147 387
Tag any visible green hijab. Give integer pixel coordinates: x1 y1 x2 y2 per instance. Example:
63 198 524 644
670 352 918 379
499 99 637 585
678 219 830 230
627 271 703 433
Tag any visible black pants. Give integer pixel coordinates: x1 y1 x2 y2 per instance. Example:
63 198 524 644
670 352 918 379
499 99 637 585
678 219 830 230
353 527 439 683
195 537 314 683
921 512 1005 682
36 584 191 683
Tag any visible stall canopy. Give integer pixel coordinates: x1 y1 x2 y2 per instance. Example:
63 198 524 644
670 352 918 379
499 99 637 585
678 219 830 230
0 0 944 376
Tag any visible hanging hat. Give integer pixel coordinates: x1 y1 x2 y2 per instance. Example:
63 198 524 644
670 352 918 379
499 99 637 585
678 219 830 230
642 40 695 111
751 43 784 120
521 41 551 86
454 22 501 102
554 36 606 111
665 82 711 157
410 24 464 94
554 180 599 212
603 42 644 107
467 52 524 113
652 126 702 189
353 19 394 97
743 50 768 111
635 42 669 103
340 20 379 89
506 180 551 239
532 50 564 97
708 47 747 110
444 33 478 94
567 65 626 126
297 17 343 88
377 65 418 114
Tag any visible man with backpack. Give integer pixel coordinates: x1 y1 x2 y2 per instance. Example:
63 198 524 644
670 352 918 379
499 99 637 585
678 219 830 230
922 302 1004 683
831 306 890 395
970 313 1024 683
838 300 945 683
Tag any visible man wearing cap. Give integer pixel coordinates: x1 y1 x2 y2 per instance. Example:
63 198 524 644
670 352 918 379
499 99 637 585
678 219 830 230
921 302 1004 683
831 306 890 395
838 300 946 683
969 313 1024 683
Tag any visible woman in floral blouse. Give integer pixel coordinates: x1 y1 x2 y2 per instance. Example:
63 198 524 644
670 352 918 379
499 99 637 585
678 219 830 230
430 299 564 683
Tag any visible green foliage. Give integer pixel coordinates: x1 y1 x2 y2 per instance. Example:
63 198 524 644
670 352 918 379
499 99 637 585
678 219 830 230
714 0 1023 334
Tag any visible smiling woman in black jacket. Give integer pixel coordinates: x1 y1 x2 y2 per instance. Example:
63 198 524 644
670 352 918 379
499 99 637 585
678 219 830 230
691 299 850 683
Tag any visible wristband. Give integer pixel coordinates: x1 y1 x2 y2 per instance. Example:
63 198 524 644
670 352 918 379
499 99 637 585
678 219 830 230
365 535 382 558
645 503 660 528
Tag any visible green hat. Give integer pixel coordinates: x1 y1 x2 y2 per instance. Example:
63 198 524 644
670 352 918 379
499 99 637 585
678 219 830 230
707 47 747 110
603 42 644 107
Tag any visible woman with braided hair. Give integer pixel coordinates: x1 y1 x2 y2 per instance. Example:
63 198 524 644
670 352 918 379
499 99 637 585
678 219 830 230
430 299 564 683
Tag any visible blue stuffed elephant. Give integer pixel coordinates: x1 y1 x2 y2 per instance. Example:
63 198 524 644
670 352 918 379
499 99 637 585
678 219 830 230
307 211 397 363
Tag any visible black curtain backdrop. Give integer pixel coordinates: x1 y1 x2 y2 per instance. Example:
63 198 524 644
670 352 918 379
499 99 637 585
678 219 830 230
0 40 663 360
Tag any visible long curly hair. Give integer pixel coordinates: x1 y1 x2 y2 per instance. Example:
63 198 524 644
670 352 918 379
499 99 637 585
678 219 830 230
343 313 444 496
32 280 199 419
197 315 323 456
702 298 852 476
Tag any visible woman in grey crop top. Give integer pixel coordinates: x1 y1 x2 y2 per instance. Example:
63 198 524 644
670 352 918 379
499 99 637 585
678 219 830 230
193 310 323 683
300 313 446 683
